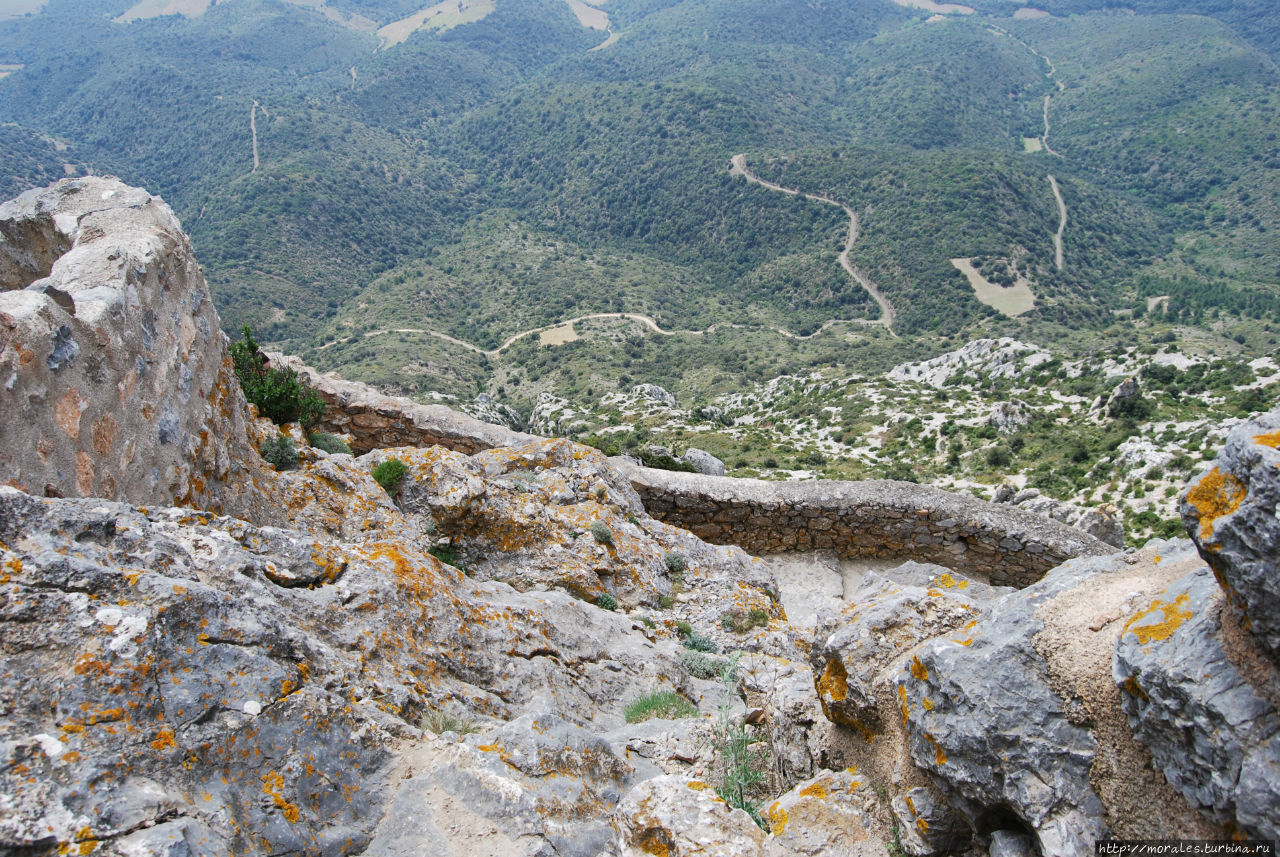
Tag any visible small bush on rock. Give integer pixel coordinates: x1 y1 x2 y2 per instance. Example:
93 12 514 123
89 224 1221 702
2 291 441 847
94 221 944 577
372 458 408 496
590 521 613 545
664 551 687 576
721 608 770 634
260 434 298 471
596 592 618 611
231 326 325 429
309 431 352 455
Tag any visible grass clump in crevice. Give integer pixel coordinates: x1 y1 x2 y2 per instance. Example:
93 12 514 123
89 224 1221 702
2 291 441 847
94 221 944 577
721 608 770 633
624 690 698 724
420 707 479 736
372 458 408 496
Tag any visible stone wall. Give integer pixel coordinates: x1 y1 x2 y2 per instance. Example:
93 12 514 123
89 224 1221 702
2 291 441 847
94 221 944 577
612 461 1111 586
271 354 531 454
289 363 1110 586
0 178 264 516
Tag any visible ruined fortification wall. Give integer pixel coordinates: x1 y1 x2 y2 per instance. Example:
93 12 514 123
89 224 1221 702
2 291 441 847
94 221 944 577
0 178 265 516
291 366 1110 584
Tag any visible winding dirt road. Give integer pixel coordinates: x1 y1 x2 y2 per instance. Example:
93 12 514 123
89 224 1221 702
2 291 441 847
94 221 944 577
729 154 896 332
1048 174 1067 271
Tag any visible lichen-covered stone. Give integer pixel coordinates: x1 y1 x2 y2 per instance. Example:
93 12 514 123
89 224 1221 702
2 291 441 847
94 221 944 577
891 786 967 856
811 574 981 739
0 178 264 516
1114 566 1280 841
615 775 768 857
764 768 886 856
1182 407 1280 660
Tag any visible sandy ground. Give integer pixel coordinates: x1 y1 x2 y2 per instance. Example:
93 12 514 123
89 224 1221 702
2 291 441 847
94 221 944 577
538 323 580 346
378 0 495 48
566 0 608 30
890 0 974 14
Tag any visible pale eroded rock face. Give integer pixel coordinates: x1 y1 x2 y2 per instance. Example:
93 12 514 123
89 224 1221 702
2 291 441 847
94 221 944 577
0 178 264 515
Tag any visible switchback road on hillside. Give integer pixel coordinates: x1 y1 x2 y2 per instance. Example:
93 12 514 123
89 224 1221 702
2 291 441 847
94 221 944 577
729 154 897 333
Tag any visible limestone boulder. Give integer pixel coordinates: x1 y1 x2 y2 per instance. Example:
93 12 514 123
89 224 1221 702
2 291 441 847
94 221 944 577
890 786 968 856
683 447 727 477
811 574 982 739
896 542 1225 856
1182 407 1280 660
1114 566 1280 841
764 768 887 856
615 775 768 857
0 178 264 516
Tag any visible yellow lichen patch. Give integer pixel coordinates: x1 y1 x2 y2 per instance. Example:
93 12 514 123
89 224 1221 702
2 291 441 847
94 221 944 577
925 733 947 765
904 795 916 815
1252 430 1280 449
923 698 934 711
637 832 670 857
1124 593 1193 644
1121 676 1149 701
917 818 931 834
799 782 828 800
1185 466 1247 540
686 780 710 791
262 771 301 823
910 656 929 681
150 728 176 751
936 573 956 588
898 685 910 724
817 659 848 703
767 802 789 835
957 580 970 589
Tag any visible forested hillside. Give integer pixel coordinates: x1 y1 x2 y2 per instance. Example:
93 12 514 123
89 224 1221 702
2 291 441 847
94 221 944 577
2 0 1278 400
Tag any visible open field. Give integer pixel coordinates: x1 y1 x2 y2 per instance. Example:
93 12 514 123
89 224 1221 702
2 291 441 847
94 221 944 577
951 258 1037 317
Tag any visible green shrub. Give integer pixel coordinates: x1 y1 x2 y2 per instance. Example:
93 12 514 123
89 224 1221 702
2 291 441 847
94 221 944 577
624 690 698 724
596 592 618 611
590 521 613 546
680 650 728 680
372 458 408 496
429 544 465 572
721 608 770 634
639 450 697 473
309 431 352 455
260 434 298 471
664 552 687 576
682 627 718 653
231 326 325 429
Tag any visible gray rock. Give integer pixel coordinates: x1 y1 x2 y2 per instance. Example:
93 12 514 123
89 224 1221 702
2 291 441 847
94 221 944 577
812 574 981 738
632 383 677 408
0 178 264 517
682 447 726 477
1113 566 1280 841
1182 407 1280 660
896 553 1116 857
892 787 968 856
988 829 1037 857
988 400 1030 435
765 768 887 856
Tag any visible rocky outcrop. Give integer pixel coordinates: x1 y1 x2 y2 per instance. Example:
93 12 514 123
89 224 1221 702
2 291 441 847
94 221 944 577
1114 567 1280 842
682 446 726 477
1182 408 1280 660
995 485 1125 548
613 460 1112 587
0 178 263 515
888 338 1051 388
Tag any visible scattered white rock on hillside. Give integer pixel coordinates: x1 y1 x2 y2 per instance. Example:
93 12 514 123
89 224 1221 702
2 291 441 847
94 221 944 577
888 337 1051 388
529 390 591 436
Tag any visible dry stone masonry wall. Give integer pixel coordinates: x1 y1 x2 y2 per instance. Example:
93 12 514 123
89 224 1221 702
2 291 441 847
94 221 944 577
289 364 1111 586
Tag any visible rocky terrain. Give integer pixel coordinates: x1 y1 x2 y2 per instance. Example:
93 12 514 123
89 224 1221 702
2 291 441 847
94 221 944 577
2 179 1278 857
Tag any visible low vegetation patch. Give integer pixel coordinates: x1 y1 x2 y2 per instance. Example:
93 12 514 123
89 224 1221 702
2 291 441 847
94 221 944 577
420 707 479 736
721 608 770 634
372 458 408 496
232 326 325 429
595 592 618 611
589 520 613 546
624 690 698 724
309 431 352 455
259 434 298 471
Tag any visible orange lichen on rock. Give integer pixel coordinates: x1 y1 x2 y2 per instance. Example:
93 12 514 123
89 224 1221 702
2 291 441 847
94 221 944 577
798 782 828 799
910 656 929 681
1185 466 1247 540
1252 430 1280 449
150 728 176 751
817 659 848 703
1123 592 1193 644
766 801 789 835
898 685 910 724
262 771 301 823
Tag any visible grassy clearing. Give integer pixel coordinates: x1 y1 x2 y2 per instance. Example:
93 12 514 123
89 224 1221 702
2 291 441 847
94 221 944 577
950 258 1037 317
